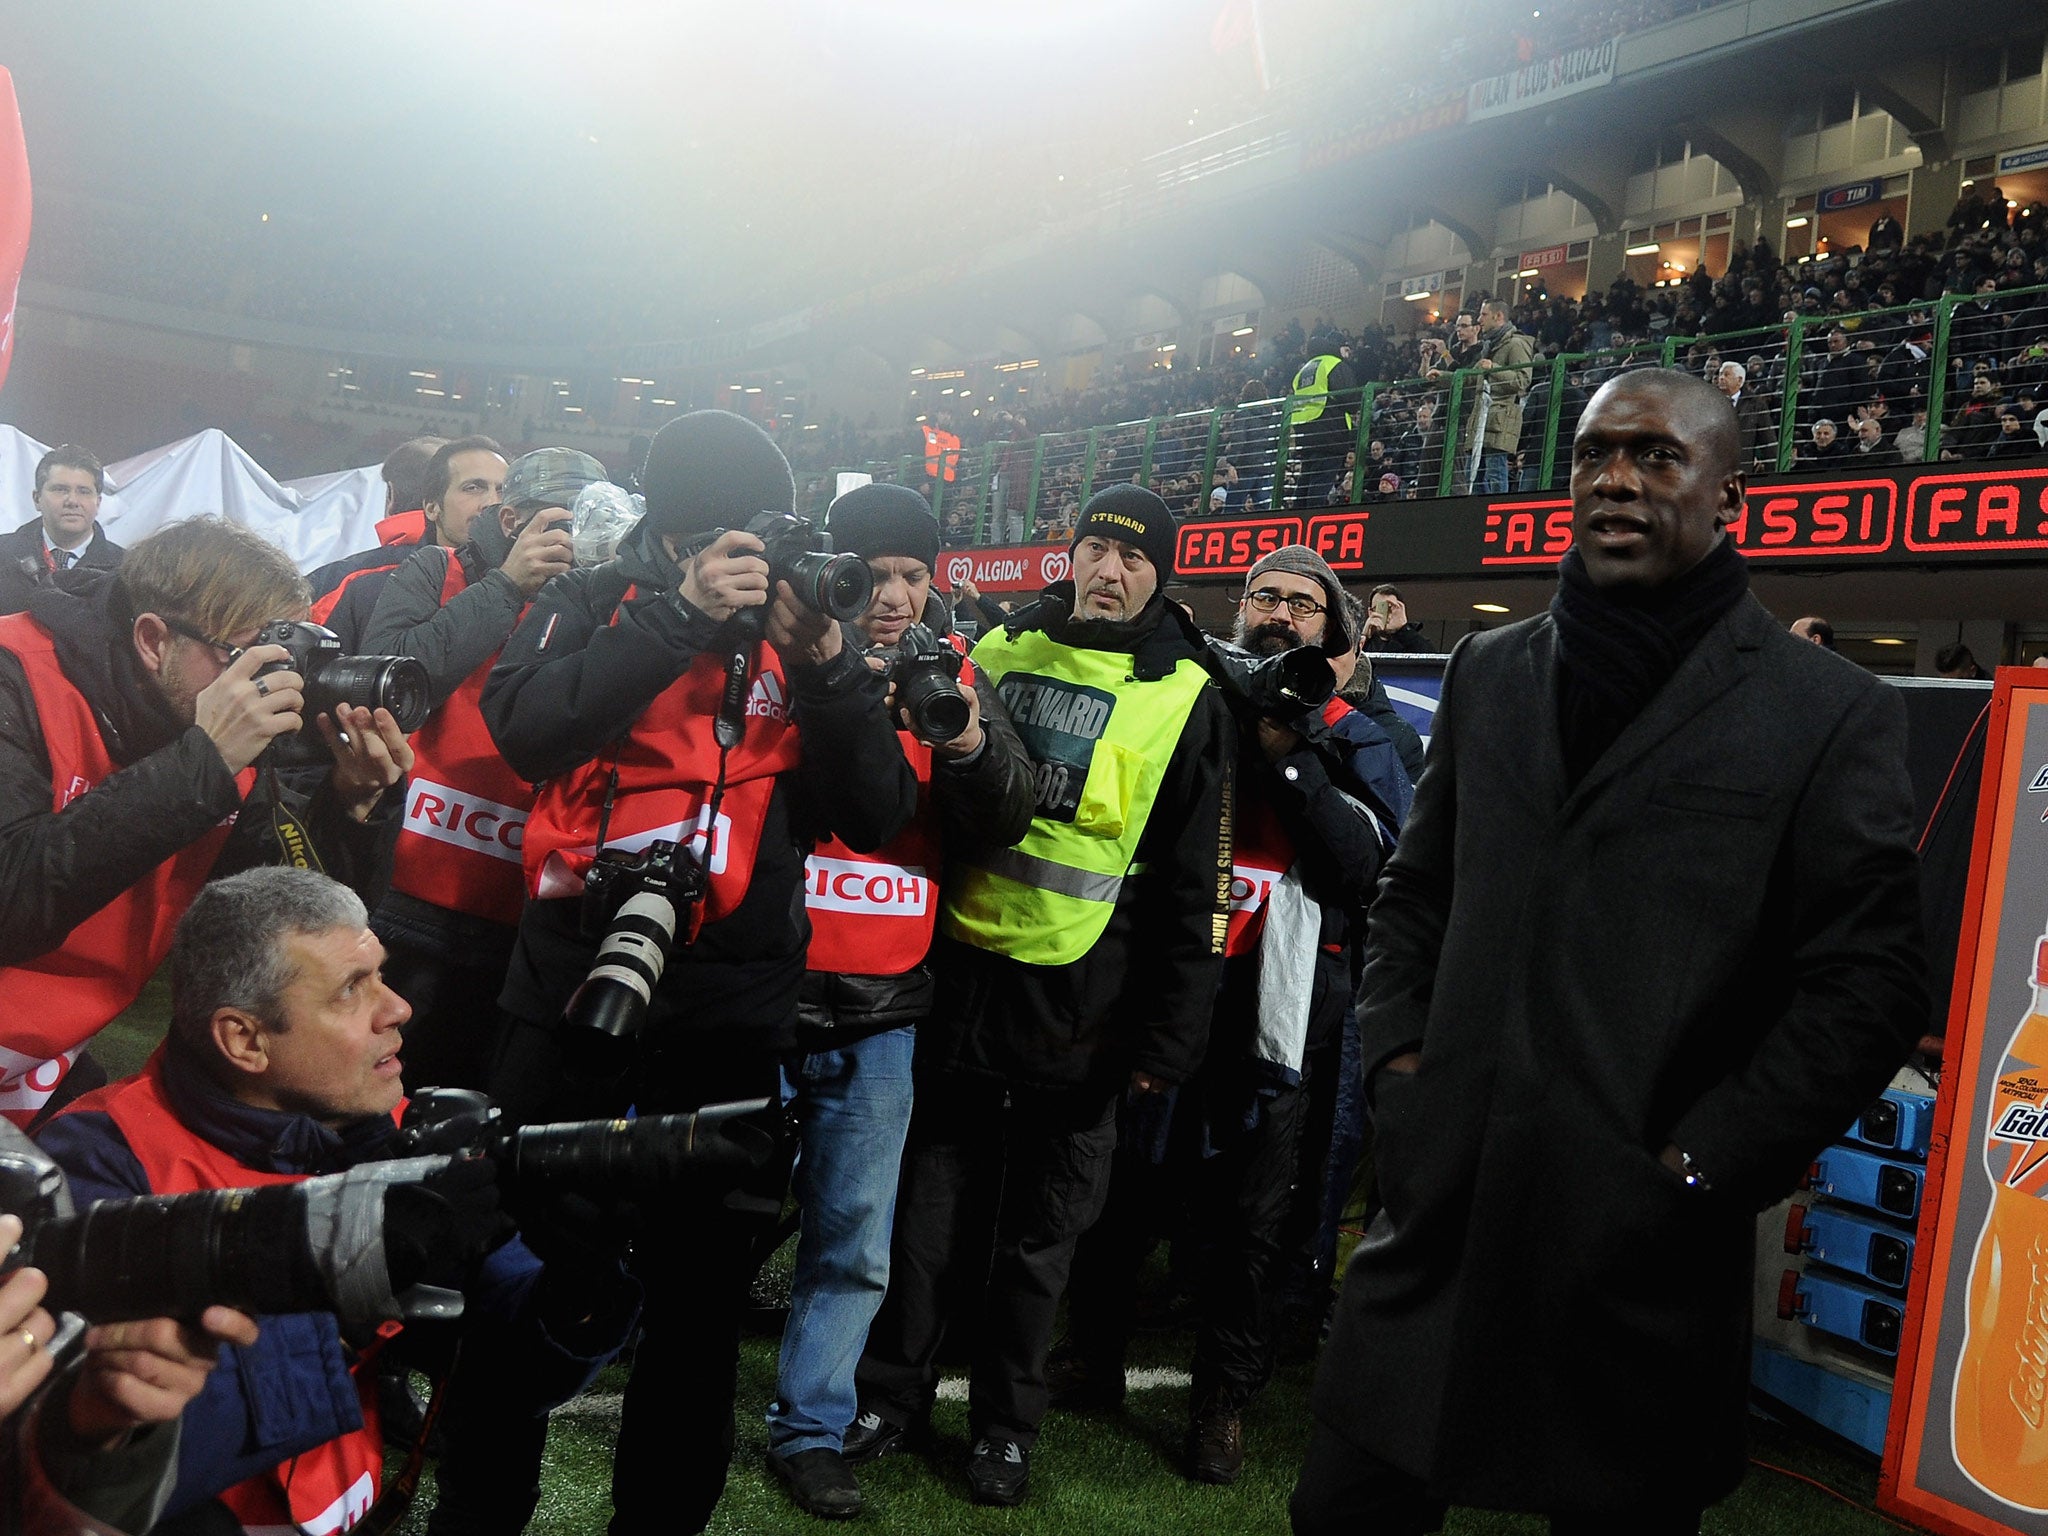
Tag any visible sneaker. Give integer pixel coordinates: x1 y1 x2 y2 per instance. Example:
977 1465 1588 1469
767 1447 863 1520
1186 1394 1245 1485
966 1436 1031 1506
1045 1347 1125 1411
842 1408 916 1464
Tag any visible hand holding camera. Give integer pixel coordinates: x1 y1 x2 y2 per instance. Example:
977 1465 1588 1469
317 705 414 820
195 644 303 774
680 529 772 623
503 510 576 598
0 1215 55 1416
66 1307 259 1448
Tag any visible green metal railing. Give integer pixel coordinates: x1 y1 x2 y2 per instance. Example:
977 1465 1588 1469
803 282 2048 540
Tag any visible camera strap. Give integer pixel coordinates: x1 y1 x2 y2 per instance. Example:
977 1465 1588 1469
259 761 327 873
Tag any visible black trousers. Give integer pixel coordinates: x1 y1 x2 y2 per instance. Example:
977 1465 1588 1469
373 916 517 1094
489 1014 785 1536
1290 1420 1703 1536
856 1073 1118 1449
1066 1060 1314 1409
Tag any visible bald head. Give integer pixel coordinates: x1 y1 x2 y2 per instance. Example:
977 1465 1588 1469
1585 369 1741 480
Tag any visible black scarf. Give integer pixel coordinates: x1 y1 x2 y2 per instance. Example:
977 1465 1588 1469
1548 536 1749 787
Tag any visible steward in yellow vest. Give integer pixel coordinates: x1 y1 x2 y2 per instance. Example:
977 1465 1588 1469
852 484 1233 1507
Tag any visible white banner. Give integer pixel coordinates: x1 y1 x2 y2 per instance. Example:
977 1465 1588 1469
1467 38 1619 123
0 423 384 572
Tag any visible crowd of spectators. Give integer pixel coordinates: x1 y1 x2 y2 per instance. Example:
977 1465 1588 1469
841 190 2048 546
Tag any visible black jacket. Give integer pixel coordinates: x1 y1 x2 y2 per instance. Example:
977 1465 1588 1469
361 518 525 711
0 575 402 972
479 535 918 1052
795 596 1037 1050
920 587 1234 1093
0 519 124 618
1317 595 1926 1512
360 518 531 950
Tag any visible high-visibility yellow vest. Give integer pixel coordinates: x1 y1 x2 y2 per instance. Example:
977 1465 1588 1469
941 625 1210 965
1288 354 1354 429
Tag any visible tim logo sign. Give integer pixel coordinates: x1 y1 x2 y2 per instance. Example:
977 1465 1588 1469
940 545 1071 594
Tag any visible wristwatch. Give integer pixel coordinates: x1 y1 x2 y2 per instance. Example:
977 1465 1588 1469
1678 1150 1714 1194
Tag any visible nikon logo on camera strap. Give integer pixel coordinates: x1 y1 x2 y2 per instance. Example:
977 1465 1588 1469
997 672 1116 823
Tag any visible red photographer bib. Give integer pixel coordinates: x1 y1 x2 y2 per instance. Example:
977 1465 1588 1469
391 554 534 926
70 1050 401 1536
801 641 974 977
522 617 802 929
0 614 255 1125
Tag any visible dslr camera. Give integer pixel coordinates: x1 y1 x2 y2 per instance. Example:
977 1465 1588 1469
871 622 969 746
252 619 430 762
743 512 872 622
574 839 708 1043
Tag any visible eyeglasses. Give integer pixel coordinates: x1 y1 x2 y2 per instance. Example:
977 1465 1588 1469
1245 589 1326 620
161 616 242 664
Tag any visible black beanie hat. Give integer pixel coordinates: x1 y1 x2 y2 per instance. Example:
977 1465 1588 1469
826 482 940 570
1073 484 1176 575
638 410 794 544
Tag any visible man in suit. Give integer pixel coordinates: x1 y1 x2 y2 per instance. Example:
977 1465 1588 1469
1291 368 1928 1534
1713 361 1775 473
0 446 124 614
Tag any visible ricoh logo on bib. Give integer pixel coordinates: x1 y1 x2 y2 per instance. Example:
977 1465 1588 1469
804 855 931 915
405 778 525 863
1229 864 1281 913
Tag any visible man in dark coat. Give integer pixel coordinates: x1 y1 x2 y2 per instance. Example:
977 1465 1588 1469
1291 368 1928 1533
0 445 124 617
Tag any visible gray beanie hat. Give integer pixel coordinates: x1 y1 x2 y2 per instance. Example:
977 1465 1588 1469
1244 543 1355 655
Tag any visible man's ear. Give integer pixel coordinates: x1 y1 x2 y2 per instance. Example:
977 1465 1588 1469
131 614 173 680
210 1008 271 1079
1717 468 1748 528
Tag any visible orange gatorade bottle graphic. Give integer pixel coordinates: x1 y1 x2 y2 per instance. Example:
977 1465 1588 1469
1954 934 2048 1506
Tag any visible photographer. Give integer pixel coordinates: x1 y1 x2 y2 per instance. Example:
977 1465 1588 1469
2 1196 259 1536
480 410 916 1535
764 485 1033 1518
35 868 639 1536
1055 545 1411 1485
361 446 598 1092
853 486 1231 1508
313 438 504 651
0 516 411 1126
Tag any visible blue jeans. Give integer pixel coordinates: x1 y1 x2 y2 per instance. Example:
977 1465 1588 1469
768 1025 917 1455
1476 449 1510 495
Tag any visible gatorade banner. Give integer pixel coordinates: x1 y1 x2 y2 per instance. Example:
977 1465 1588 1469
1885 669 2048 1533
0 68 31 395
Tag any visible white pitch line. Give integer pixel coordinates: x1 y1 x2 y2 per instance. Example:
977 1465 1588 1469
549 1366 1197 1425
935 1366 1192 1402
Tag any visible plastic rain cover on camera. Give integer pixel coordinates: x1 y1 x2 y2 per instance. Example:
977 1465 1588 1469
572 482 642 566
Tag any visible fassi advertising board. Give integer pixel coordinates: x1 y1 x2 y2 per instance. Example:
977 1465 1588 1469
1165 464 2048 580
937 544 1072 594
1176 512 1373 574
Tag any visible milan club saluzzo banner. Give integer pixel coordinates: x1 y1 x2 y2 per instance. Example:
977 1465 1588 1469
0 68 30 395
1169 465 2048 583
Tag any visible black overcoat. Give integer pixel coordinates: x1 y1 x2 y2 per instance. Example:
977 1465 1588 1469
1313 592 1928 1513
